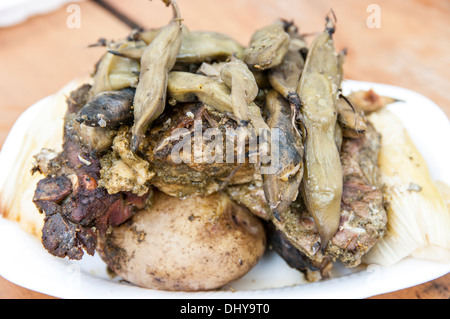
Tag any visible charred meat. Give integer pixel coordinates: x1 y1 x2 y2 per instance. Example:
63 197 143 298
32 85 151 260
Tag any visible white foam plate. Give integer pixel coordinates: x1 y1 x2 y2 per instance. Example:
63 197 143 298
0 80 449 299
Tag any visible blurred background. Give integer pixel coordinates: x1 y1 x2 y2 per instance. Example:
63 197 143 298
0 0 449 299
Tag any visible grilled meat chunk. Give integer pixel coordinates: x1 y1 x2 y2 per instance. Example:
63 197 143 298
141 102 257 197
42 213 97 260
267 222 333 281
32 88 151 260
326 122 387 267
32 136 151 260
225 182 271 221
271 199 329 269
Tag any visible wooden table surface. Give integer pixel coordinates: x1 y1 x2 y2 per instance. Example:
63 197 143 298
0 0 448 299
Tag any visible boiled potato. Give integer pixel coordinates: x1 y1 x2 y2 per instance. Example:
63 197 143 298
96 190 266 291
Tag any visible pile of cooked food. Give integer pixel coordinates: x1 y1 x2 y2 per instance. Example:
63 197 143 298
1 0 449 292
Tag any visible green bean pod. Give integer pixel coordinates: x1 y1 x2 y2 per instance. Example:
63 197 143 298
244 22 290 70
337 97 367 138
178 31 245 63
268 36 306 100
263 90 304 219
297 19 343 247
131 1 183 152
167 71 269 133
111 30 244 65
220 57 259 122
167 71 232 114
89 50 140 98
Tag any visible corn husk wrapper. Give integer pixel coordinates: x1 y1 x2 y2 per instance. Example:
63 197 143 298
363 109 450 266
0 77 91 238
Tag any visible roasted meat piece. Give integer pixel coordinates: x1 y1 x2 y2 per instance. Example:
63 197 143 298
326 122 387 267
32 85 151 260
267 222 331 280
143 102 257 197
225 182 271 221
32 135 151 260
271 198 329 270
